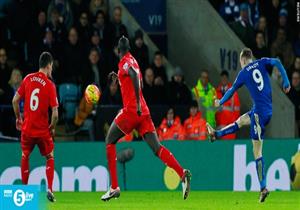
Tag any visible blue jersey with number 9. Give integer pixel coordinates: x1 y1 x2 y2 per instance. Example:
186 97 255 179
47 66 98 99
233 58 273 115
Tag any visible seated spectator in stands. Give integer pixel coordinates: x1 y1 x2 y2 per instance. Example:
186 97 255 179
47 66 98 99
0 48 11 104
48 8 67 44
157 108 182 141
294 29 300 57
82 48 107 91
253 32 270 58
229 3 255 48
76 12 91 46
131 29 149 73
89 0 107 17
255 16 269 47
111 6 128 42
247 0 260 27
62 27 84 83
142 67 166 104
89 29 106 58
47 0 73 30
219 0 239 23
215 70 240 140
181 100 206 141
271 28 294 69
288 57 300 78
151 51 168 85
101 81 122 105
4 68 23 104
192 70 217 127
287 71 300 137
167 67 192 105
274 9 292 41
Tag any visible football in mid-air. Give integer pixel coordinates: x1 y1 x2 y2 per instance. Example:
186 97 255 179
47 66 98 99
290 152 300 190
85 84 101 104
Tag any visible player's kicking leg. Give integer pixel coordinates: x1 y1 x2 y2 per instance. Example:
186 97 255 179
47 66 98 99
45 151 56 202
206 112 251 142
143 132 192 200
101 122 124 201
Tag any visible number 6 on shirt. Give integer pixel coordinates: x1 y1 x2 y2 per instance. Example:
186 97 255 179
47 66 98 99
30 88 40 111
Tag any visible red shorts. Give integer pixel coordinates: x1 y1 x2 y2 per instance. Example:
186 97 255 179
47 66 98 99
21 134 54 156
114 108 155 136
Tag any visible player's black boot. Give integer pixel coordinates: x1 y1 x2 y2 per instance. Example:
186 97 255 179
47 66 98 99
181 169 192 200
259 188 269 203
47 190 56 202
206 123 216 142
101 187 120 201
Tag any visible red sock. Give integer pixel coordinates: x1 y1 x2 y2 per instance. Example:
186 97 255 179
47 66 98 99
21 155 29 184
157 146 184 178
46 158 54 192
106 144 118 189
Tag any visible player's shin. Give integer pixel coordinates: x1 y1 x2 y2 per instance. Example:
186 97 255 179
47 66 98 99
255 157 266 190
106 144 119 189
21 154 29 184
157 146 184 178
46 157 54 192
215 122 239 138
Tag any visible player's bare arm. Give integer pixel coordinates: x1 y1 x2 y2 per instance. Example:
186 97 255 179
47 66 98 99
12 92 23 131
128 67 142 116
49 106 59 137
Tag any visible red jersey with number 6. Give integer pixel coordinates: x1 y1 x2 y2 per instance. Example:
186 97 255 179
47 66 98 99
17 72 58 137
118 52 149 115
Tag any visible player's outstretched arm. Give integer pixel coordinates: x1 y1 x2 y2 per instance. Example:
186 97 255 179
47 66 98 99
49 107 58 137
12 93 23 130
128 67 141 116
270 58 291 93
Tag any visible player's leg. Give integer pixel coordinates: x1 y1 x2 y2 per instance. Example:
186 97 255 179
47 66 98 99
140 115 191 199
20 134 34 185
207 112 251 141
101 121 125 201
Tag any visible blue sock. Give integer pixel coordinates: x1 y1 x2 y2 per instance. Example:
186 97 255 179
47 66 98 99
215 122 239 138
255 157 266 190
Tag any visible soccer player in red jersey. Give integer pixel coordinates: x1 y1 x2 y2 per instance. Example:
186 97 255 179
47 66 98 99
101 36 191 201
12 52 59 202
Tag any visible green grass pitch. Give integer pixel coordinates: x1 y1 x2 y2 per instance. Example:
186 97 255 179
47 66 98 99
47 191 300 210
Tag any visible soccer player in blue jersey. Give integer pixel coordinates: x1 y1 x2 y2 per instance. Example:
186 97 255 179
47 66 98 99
206 48 290 202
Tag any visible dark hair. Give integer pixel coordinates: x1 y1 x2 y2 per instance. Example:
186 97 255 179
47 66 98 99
114 6 122 12
39 52 53 69
190 100 198 108
220 70 229 77
256 31 264 37
154 51 163 57
118 36 130 53
89 47 100 55
240 48 253 59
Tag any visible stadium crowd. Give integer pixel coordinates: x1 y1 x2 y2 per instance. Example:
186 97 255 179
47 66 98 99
0 0 298 140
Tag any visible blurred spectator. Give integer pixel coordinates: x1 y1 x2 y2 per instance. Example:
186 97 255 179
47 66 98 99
247 0 260 27
157 108 182 141
48 8 67 44
61 27 84 83
192 70 217 127
271 28 294 69
47 0 74 30
288 57 300 78
111 6 128 42
215 70 240 140
293 30 300 57
4 68 23 104
275 9 292 41
82 48 107 91
89 0 107 17
230 3 255 48
255 16 269 47
219 0 240 22
142 67 165 104
101 82 122 105
131 30 149 73
287 71 300 137
151 51 168 85
0 48 11 104
252 31 270 59
92 10 113 50
167 67 192 105
181 100 206 141
76 12 91 46
89 29 105 57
